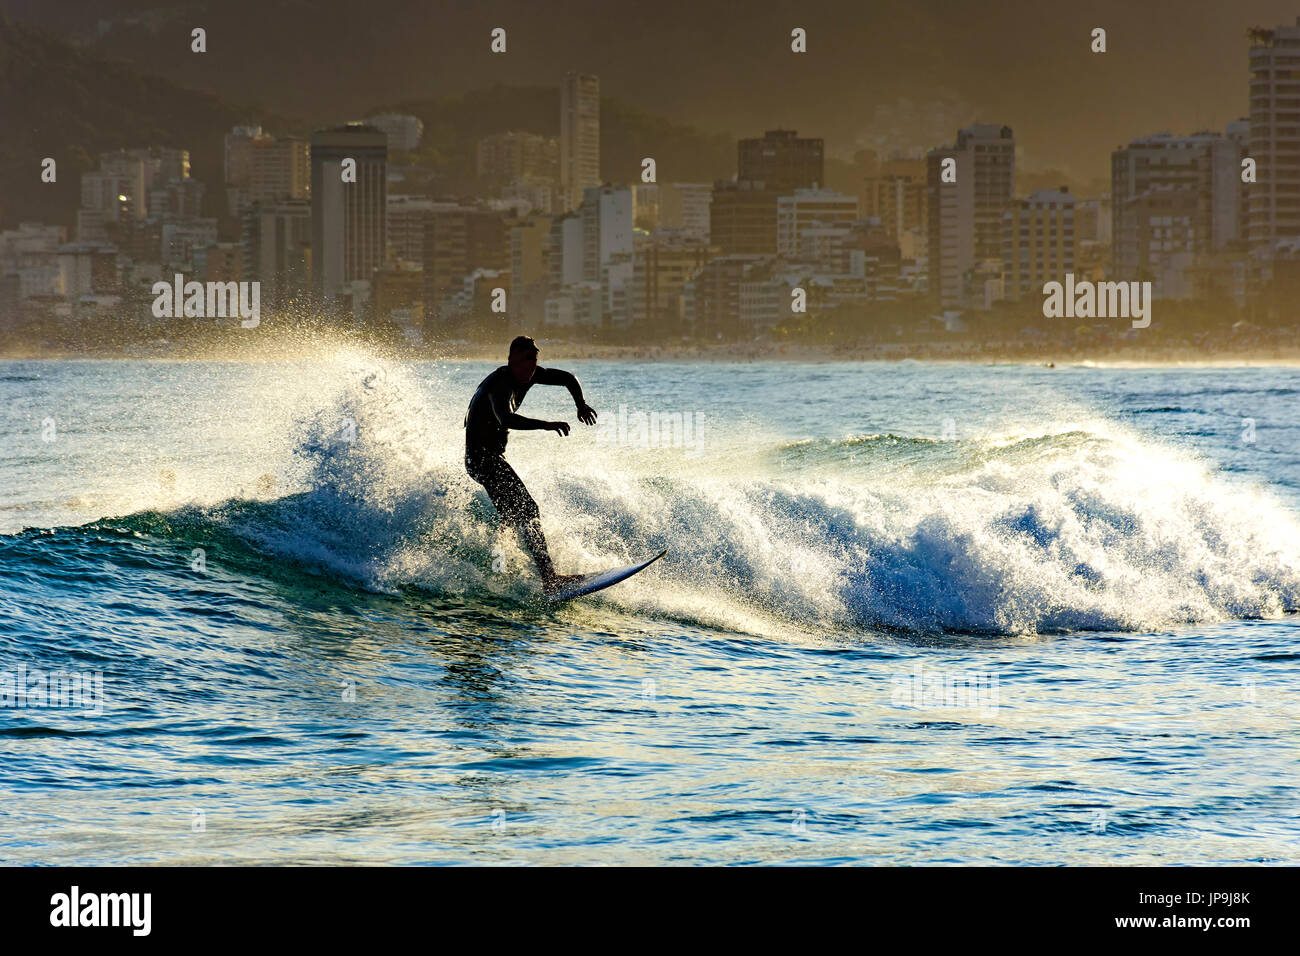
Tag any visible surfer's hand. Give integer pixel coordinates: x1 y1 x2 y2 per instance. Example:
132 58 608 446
577 403 597 426
548 421 571 436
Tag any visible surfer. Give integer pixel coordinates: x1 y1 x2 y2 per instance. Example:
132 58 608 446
464 336 597 592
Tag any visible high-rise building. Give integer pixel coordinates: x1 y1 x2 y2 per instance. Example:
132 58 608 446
57 245 119 299
252 139 309 204
75 209 111 245
738 272 798 333
1111 129 1244 296
510 215 554 327
0 223 66 303
149 179 206 219
130 147 196 219
548 212 586 290
686 254 771 339
77 146 204 248
1226 119 1251 244
710 180 780 255
224 127 263 189
311 125 387 304
657 183 713 239
225 127 310 219
478 131 560 193
161 219 218 269
1 223 65 258
544 283 604 329
242 199 312 309
784 217 898 281
579 186 634 325
1075 196 1113 244
560 72 601 212
830 221 905 300
633 184 661 230
152 148 191 185
1002 188 1075 302
580 186 634 283
80 171 135 227
1248 19 1300 251
81 152 148 226
386 196 432 266
115 219 162 265
628 234 713 329
421 206 509 326
121 146 190 189
386 196 462 266
737 130 824 194
927 124 1015 307
545 208 600 329
776 188 860 259
861 156 927 245
99 151 150 222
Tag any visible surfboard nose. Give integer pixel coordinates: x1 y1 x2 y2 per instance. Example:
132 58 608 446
545 550 667 603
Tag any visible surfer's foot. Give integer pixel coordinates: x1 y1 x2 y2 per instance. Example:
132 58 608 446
542 572 584 594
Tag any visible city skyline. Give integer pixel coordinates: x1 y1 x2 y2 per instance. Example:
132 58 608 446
4 4 1300 358
2 0 1297 181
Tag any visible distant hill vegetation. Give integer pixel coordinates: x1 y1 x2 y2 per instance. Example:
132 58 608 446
0 14 276 231
4 11 1094 237
0 15 742 234
381 85 736 195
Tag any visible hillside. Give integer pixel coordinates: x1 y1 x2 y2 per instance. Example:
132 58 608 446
0 14 286 231
382 85 736 195
0 14 742 234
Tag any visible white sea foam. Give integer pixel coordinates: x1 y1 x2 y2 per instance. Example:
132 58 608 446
218 356 1300 637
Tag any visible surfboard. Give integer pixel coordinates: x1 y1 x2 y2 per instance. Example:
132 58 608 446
544 550 667 603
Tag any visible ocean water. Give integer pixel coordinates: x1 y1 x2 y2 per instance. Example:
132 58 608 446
1 354 1298 865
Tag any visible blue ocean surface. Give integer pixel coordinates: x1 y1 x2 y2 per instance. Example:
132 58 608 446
1 355 1298 864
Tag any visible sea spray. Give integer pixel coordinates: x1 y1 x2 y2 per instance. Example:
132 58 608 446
236 363 1300 634
33 357 1300 636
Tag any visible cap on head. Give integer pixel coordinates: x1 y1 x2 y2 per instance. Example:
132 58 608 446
509 335 539 358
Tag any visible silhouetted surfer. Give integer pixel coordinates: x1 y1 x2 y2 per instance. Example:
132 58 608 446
464 336 597 592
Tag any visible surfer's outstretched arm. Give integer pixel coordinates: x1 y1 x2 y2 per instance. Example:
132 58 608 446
534 367 598 426
488 389 569 434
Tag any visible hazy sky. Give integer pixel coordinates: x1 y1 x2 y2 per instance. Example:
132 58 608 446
4 0 1296 179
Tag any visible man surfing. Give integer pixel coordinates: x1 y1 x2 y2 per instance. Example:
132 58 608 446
464 336 597 593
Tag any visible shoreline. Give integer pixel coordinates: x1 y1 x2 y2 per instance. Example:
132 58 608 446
4 342 1300 367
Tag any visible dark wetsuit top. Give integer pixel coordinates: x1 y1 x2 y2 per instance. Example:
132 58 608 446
464 365 584 461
